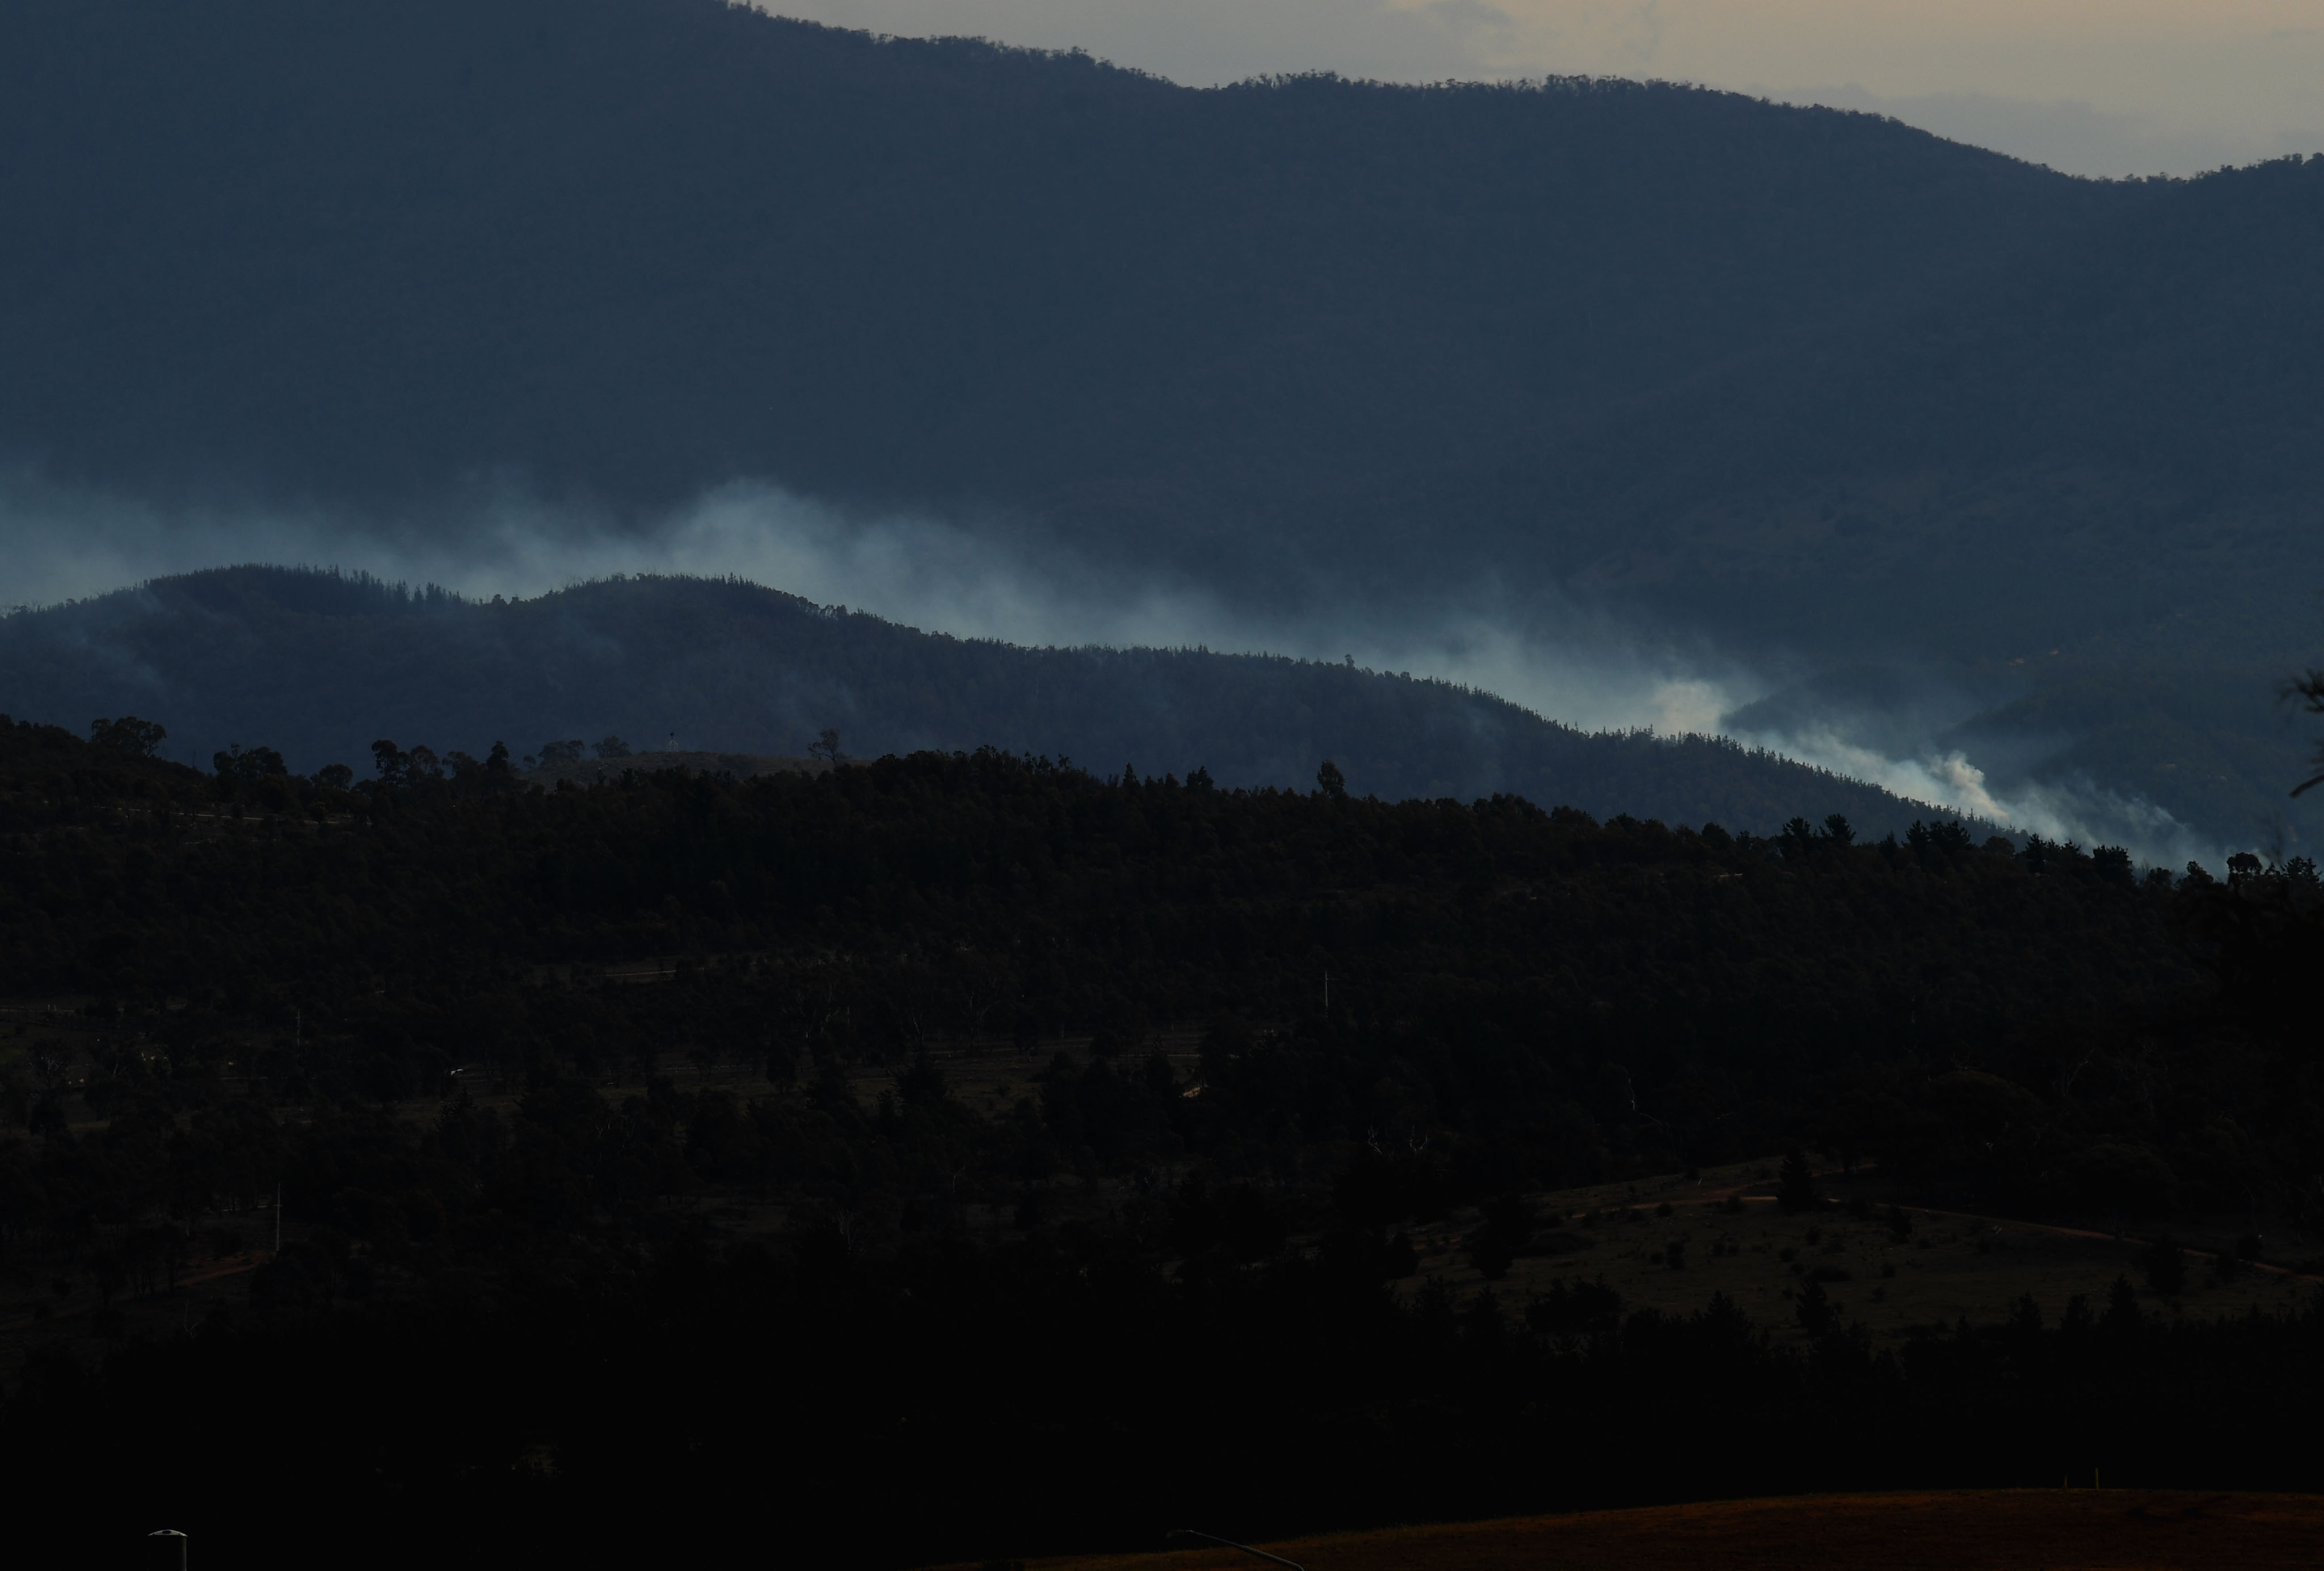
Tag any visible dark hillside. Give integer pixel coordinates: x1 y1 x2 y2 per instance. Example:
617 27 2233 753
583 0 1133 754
0 566 1955 834
13 0 2309 625
0 0 2098 525
1 714 2317 1570
1551 154 2324 629
1 0 2315 845
0 715 2201 1125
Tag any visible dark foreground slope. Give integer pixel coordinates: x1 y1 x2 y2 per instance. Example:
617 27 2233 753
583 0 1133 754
1014 1494 2324 1571
0 566 1954 834
1 719 2318 1569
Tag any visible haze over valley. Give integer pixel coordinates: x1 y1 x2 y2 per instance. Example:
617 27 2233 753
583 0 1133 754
5 0 2321 860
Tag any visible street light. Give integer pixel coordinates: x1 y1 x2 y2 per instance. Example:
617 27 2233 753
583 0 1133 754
1167 1529 1305 1571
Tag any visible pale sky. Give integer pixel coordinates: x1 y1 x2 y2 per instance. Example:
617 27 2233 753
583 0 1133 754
758 0 2324 177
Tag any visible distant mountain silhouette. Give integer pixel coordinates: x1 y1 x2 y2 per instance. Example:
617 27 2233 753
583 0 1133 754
0 567 1962 835
1 0 2318 842
0 0 2102 535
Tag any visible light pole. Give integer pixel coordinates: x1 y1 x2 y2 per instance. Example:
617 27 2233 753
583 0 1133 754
1167 1529 1305 1571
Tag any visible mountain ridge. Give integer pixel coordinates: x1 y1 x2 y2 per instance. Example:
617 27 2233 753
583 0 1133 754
0 565 1976 838
1 0 2317 843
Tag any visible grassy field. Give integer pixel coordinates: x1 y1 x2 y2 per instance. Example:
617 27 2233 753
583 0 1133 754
1404 1160 2315 1345
846 1051 2319 1345
960 1491 2324 1571
5 1014 2314 1375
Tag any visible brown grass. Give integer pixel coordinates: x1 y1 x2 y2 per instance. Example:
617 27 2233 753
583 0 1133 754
969 1490 2324 1571
1402 1158 2313 1344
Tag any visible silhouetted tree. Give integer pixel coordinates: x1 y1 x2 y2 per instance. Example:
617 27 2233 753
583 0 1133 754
1470 1192 1534 1280
213 742 288 780
1778 1149 1821 1213
1795 1277 1835 1335
2141 1236 2187 1299
89 715 166 757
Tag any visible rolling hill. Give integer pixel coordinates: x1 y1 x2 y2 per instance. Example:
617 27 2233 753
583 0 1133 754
0 565 1962 835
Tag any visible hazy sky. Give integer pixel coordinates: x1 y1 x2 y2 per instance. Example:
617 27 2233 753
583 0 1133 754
760 0 2324 177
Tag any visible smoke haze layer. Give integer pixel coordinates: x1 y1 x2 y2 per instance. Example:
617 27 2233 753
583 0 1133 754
0 468 2232 868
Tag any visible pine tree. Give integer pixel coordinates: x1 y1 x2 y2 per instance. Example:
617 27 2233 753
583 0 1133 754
1778 1149 1821 1213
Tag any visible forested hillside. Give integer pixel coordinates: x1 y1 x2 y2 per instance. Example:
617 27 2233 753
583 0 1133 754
18 0 2309 604
0 0 2102 520
3 0 2319 846
0 566 1957 834
0 714 2318 1567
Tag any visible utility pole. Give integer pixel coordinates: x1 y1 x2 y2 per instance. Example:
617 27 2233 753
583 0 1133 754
1323 969 1331 1010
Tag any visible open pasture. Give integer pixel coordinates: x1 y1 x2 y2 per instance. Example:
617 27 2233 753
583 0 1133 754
1406 1160 2317 1343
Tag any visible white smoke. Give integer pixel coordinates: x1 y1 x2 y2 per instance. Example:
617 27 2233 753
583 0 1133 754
1734 723 2218 869
0 466 2235 868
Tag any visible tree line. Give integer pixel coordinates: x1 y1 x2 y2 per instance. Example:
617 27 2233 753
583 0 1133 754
0 708 2317 1566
